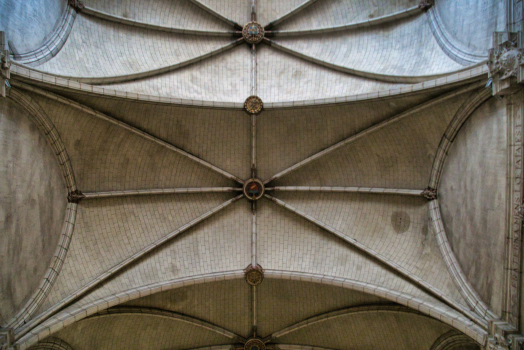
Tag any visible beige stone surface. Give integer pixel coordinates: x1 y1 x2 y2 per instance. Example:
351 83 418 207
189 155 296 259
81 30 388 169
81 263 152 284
276 0 415 31
439 97 507 317
0 0 66 54
0 99 67 324
275 308 453 350
1 0 513 349
274 14 465 78
29 93 235 192
84 0 232 31
54 313 233 350
274 92 465 189
35 15 232 79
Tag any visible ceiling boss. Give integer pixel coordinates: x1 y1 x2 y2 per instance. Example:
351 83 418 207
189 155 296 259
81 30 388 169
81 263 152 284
242 21 265 44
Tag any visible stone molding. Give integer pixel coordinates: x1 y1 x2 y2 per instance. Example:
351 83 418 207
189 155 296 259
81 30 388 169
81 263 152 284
488 32 524 96
429 200 496 320
426 5 487 65
503 91 524 328
0 32 10 97
3 89 79 330
429 88 492 189
67 0 84 13
11 7 76 66
430 330 479 350
27 337 73 350
13 271 488 350
9 61 489 109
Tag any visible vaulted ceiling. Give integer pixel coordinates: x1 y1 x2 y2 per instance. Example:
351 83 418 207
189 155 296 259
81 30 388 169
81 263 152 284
0 1 512 349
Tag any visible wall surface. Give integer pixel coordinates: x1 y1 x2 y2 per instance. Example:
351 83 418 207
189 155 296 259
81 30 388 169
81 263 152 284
0 0 66 54
0 98 67 324
439 97 507 316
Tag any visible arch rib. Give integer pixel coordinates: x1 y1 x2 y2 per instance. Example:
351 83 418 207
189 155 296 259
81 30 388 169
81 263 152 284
13 39 244 85
264 0 319 29
4 89 78 330
187 0 243 29
12 81 245 184
81 6 237 36
263 81 484 185
92 307 245 341
428 88 492 189
268 305 439 341
13 271 487 350
427 88 497 320
262 38 486 84
13 195 243 346
11 7 76 66
82 187 242 200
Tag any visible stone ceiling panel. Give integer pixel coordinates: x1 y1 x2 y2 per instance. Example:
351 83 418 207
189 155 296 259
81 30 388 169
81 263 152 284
29 93 235 192
73 201 251 308
45 93 252 180
83 0 233 31
99 44 252 103
274 91 466 189
123 278 252 338
53 313 233 350
273 14 465 78
37 193 233 316
0 99 67 325
196 0 251 26
35 15 232 79
0 0 67 55
257 89 457 181
275 308 454 350
272 192 467 307
440 97 507 317
275 0 415 31
257 199 438 302
257 45 403 103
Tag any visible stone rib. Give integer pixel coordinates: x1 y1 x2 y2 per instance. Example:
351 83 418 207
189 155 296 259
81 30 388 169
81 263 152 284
268 6 421 36
429 200 497 320
263 81 484 185
264 194 487 329
81 6 238 36
15 195 243 344
94 307 244 341
13 82 245 184
83 187 242 199
263 38 486 84
264 0 320 29
269 305 422 340
266 186 423 196
16 39 244 85
187 0 242 28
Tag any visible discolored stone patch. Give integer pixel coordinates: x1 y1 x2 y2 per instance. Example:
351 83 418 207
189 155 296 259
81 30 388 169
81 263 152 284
391 211 410 234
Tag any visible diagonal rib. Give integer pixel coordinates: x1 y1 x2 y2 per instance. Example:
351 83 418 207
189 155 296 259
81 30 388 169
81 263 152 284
264 0 319 29
82 6 239 36
263 38 486 84
13 82 245 184
188 0 243 28
263 81 484 185
268 6 421 36
264 194 487 328
18 195 244 340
